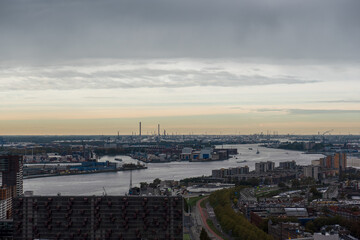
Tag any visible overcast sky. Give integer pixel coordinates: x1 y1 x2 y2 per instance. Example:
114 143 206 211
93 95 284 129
0 0 359 135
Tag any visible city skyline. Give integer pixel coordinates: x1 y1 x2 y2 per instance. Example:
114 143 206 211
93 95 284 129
1 0 359 135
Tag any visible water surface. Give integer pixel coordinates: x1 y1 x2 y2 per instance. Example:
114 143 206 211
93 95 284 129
24 144 324 195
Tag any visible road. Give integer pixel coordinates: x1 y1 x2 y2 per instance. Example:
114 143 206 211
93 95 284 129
197 197 224 240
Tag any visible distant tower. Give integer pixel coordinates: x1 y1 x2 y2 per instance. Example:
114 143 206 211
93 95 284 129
139 122 142 136
158 124 160 136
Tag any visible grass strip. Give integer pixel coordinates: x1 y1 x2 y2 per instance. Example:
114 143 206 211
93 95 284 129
187 195 205 207
206 219 229 240
183 234 191 240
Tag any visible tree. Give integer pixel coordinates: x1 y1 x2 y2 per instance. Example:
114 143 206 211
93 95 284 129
183 198 189 212
153 178 161 186
200 228 211 240
140 182 148 189
149 178 161 188
291 179 300 188
209 187 272 240
310 186 322 199
248 178 260 186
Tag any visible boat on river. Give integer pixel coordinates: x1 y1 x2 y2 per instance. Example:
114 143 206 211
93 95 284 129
237 160 247 163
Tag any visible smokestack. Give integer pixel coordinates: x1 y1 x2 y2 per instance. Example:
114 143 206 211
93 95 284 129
139 122 142 136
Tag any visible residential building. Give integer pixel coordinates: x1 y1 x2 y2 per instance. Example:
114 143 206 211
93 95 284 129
322 185 338 200
279 161 296 170
0 154 23 220
255 161 275 173
0 154 23 197
303 165 320 181
13 195 183 240
268 221 310 240
319 153 347 175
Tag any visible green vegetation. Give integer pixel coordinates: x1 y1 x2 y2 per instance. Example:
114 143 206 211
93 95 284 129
339 170 360 181
290 177 317 189
209 186 273 240
256 189 282 198
183 234 191 240
234 178 260 187
278 142 307 151
184 198 189 212
180 176 213 185
200 228 211 240
206 219 229 240
200 198 208 208
291 178 301 188
187 195 205 208
305 216 360 238
278 141 326 152
310 186 322 200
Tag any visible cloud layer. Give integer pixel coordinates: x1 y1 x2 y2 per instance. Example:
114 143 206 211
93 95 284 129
1 0 359 63
0 1 359 134
0 62 317 90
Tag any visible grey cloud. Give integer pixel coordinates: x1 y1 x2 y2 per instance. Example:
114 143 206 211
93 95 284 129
312 100 360 104
0 67 317 91
288 109 360 115
255 108 360 115
255 109 285 113
0 0 359 63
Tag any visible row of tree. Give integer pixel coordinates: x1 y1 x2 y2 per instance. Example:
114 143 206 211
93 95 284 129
305 216 360 238
209 187 273 240
200 228 211 240
278 141 326 152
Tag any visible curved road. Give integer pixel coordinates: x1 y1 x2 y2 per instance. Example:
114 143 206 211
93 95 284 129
197 197 224 240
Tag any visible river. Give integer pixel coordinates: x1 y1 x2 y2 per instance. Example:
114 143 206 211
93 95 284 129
24 144 324 196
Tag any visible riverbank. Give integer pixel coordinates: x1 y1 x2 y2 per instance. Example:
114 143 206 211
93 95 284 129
24 144 325 196
25 161 85 165
24 166 147 179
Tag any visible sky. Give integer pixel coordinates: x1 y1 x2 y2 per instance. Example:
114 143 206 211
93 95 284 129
0 0 359 135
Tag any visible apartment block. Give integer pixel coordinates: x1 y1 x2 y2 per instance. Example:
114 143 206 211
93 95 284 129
255 161 275 173
13 195 183 240
0 154 23 220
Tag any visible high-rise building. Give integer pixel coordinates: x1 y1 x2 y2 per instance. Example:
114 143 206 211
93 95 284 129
0 155 23 197
279 161 297 170
255 161 275 173
13 195 183 240
319 153 347 173
303 165 319 181
0 154 23 220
